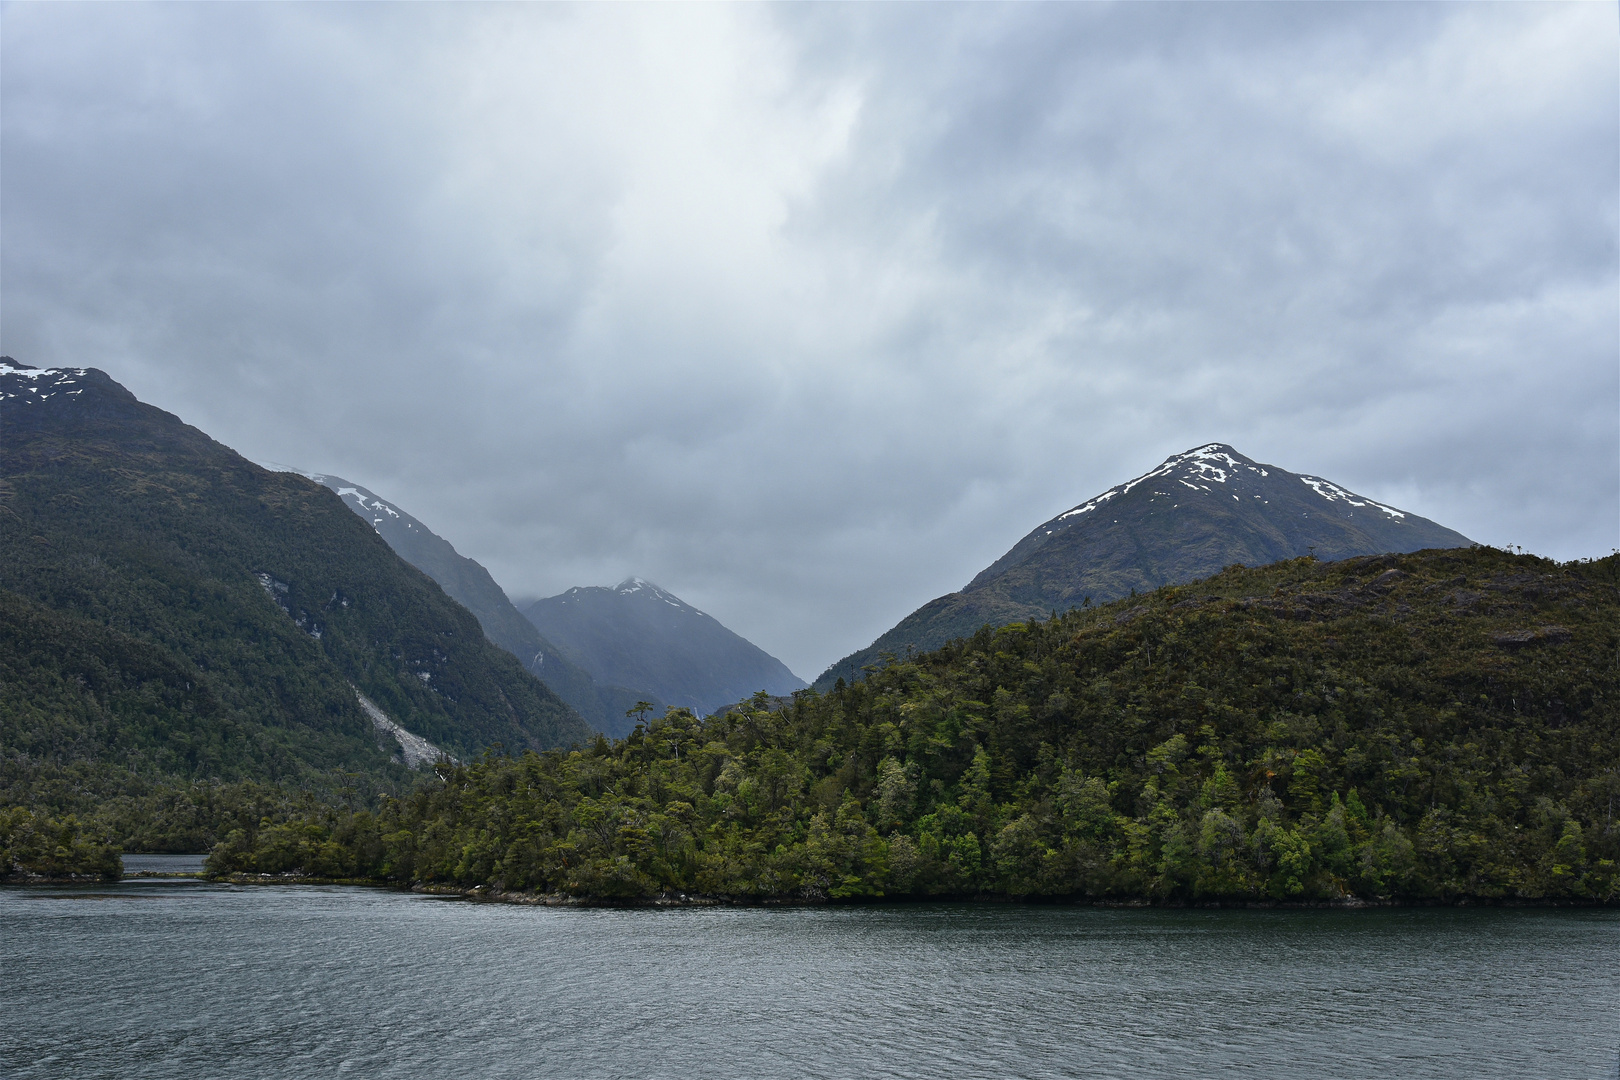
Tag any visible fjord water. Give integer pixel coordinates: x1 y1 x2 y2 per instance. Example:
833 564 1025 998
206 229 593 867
3 882 1616 1080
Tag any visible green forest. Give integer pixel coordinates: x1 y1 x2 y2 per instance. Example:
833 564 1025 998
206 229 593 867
192 547 1619 904
1 369 594 851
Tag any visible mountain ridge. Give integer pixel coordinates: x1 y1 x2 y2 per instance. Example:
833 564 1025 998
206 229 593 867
816 443 1472 688
299 473 666 737
0 358 593 803
524 578 806 717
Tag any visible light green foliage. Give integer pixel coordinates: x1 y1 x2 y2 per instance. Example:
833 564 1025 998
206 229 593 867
875 756 916 830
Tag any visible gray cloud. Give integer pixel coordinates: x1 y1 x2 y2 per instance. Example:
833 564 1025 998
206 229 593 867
4 2 1615 679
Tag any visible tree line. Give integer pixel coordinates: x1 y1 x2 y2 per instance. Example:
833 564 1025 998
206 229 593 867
200 548 1620 903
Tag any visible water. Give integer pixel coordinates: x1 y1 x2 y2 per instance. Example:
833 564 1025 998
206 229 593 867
119 854 208 875
2 881 1616 1079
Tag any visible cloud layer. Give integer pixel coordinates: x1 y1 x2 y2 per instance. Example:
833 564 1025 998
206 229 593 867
4 3 1615 678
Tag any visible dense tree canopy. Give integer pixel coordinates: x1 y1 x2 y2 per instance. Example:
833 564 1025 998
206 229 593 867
206 548 1620 903
1 368 593 817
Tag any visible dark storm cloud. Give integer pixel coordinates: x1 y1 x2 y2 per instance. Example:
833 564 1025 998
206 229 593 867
3 3 1615 678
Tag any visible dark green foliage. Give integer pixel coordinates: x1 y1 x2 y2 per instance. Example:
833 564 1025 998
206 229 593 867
209 548 1620 903
1 806 121 881
0 588 404 786
1 366 593 815
10 759 410 854
1 776 289 875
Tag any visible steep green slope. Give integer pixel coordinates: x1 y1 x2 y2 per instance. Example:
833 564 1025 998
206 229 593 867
211 547 1620 904
0 360 593 807
309 475 664 735
817 444 1472 689
0 588 374 782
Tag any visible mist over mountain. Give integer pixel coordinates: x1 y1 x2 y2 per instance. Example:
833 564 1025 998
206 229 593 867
0 357 592 803
303 474 665 737
524 579 806 718
817 444 1473 688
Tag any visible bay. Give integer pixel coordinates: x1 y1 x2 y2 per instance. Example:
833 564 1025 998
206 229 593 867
2 880 1616 1079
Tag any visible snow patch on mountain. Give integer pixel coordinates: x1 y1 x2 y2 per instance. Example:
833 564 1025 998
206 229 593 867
328 485 419 534
274 471 424 537
0 363 93 404
614 577 704 613
1039 443 1410 538
1049 444 1255 531
1298 476 1405 519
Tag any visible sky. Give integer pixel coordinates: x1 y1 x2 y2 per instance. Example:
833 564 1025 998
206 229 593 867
3 2 1616 681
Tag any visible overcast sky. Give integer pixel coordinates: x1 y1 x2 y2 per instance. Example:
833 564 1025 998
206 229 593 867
3 2 1616 680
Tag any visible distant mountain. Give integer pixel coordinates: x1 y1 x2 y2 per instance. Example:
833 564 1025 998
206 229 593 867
524 579 806 717
816 443 1473 689
302 475 664 737
0 356 593 802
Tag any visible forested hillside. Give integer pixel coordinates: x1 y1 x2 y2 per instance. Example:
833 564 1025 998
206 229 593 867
1 361 593 832
209 547 1620 904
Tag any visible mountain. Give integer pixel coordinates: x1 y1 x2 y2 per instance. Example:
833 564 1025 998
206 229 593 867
817 443 1473 688
213 547 1620 904
303 474 664 736
523 579 806 717
0 357 593 805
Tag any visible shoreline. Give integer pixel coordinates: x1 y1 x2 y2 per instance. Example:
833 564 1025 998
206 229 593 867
6 872 1613 908
193 874 1620 909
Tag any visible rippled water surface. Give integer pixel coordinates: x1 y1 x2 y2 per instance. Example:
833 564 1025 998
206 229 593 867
3 880 1617 1079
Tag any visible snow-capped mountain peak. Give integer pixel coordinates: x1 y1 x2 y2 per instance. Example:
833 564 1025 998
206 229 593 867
1052 443 1272 527
1041 443 1419 536
613 577 699 612
0 358 94 404
821 442 1473 689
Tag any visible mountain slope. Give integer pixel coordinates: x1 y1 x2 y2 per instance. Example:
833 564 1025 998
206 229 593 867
214 547 1620 903
817 443 1472 688
306 474 664 736
524 579 805 717
0 357 593 800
